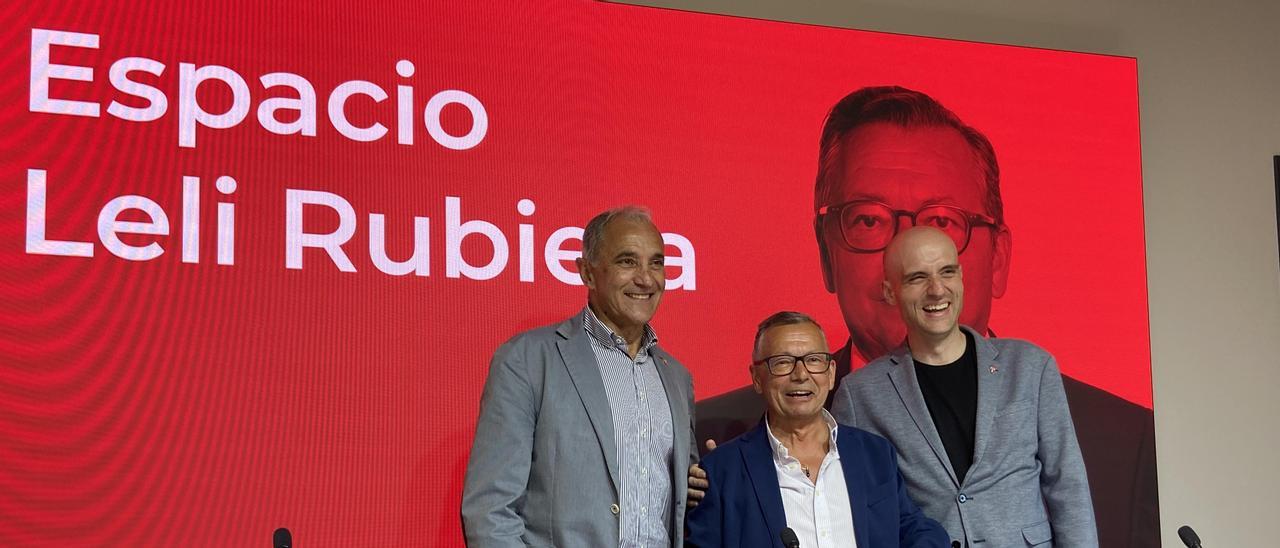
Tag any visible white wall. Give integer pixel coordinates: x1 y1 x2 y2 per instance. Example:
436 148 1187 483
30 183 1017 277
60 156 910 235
623 1 1280 545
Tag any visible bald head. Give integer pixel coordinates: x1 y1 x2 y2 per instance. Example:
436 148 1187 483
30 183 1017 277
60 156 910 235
882 227 965 344
883 227 959 281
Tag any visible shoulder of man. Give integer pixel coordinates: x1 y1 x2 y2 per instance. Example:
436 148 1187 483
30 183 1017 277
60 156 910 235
835 424 894 454
981 333 1054 368
700 424 764 468
491 316 578 361
845 351 900 383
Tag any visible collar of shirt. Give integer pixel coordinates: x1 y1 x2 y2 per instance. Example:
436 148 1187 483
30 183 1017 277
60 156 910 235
580 306 659 355
765 409 840 466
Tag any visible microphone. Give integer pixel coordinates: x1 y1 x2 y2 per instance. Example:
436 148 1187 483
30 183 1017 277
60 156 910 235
1178 525 1202 548
273 527 293 548
780 527 800 548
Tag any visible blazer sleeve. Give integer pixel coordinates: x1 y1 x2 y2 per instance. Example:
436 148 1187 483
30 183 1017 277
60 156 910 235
1036 355 1099 547
460 340 538 548
683 455 723 548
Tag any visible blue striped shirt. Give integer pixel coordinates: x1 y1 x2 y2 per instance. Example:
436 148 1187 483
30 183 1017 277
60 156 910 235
582 307 674 548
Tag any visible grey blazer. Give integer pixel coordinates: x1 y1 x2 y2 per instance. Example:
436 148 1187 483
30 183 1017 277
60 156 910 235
461 314 698 548
831 326 1098 547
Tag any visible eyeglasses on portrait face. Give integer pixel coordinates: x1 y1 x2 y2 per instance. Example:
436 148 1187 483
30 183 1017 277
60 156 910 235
815 199 999 254
753 352 834 376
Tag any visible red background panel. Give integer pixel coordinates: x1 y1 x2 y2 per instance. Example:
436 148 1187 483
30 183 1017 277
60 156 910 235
0 0 1147 545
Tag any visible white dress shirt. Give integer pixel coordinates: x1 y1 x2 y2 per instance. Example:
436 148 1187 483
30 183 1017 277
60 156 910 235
766 410 858 548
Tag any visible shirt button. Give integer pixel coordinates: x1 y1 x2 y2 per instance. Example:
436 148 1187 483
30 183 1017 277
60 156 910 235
958 493 968 503
610 503 620 515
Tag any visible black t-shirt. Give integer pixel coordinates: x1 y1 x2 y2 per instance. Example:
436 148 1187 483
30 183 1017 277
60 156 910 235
914 330 979 484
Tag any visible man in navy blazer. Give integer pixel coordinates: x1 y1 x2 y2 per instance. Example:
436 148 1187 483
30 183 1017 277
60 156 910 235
685 312 946 548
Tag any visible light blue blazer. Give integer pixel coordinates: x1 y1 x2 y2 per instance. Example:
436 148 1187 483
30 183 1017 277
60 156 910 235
462 315 698 547
832 326 1098 547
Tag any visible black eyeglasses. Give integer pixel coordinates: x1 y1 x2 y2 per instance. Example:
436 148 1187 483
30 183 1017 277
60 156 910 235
815 199 999 254
753 352 834 376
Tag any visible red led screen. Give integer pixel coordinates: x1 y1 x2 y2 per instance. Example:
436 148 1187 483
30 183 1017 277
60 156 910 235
0 1 1154 545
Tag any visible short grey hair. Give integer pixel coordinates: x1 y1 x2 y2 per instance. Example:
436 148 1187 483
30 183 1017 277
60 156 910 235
581 205 655 263
753 311 825 359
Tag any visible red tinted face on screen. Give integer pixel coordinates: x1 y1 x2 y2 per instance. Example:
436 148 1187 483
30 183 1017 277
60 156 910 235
817 123 1012 360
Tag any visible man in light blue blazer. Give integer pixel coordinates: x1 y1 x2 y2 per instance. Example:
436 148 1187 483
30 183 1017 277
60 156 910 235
462 206 698 547
832 226 1097 547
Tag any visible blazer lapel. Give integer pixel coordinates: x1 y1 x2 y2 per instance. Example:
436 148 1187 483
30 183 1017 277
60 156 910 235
653 349 691 485
886 349 961 488
555 318 620 494
836 428 872 548
967 326 1004 475
740 427 788 546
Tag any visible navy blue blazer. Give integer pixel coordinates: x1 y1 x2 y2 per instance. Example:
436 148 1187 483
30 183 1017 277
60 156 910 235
685 423 948 548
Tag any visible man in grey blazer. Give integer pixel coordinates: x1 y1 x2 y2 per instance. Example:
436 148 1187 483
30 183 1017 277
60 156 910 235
462 206 698 548
831 226 1096 547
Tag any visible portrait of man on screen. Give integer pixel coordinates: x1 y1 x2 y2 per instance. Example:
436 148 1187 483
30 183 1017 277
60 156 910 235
696 85 1160 548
